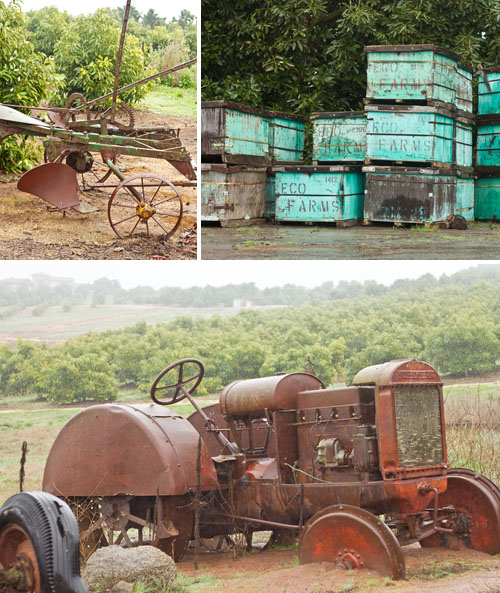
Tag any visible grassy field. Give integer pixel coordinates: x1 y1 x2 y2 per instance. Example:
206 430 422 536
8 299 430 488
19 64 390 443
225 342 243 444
1 382 499 505
136 85 196 118
0 304 238 343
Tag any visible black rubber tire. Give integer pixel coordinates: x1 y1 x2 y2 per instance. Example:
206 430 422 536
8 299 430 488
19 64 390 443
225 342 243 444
0 492 88 593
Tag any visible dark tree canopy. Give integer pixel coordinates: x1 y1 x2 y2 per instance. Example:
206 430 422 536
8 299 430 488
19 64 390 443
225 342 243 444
202 0 498 114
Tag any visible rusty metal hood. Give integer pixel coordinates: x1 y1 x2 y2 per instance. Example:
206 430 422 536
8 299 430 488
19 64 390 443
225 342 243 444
352 359 441 386
43 403 219 497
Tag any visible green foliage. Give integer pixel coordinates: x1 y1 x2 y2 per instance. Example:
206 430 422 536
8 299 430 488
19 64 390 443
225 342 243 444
146 26 171 52
426 306 500 375
2 267 500 403
26 6 72 56
0 0 59 172
40 353 117 404
0 135 42 175
142 9 166 30
53 9 151 104
32 304 48 317
148 26 193 86
202 0 497 113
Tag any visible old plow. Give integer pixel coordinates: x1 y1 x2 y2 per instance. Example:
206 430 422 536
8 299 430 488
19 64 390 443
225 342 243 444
0 0 196 240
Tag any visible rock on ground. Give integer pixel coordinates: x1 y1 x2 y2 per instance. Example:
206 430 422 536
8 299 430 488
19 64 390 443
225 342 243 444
83 545 177 591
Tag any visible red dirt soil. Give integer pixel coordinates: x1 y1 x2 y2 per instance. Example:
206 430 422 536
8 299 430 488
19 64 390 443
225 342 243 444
178 543 500 593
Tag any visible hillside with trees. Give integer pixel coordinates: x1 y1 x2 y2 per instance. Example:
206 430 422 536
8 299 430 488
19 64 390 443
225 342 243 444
0 265 499 403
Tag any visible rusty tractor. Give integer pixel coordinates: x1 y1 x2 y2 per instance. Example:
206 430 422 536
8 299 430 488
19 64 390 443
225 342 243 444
43 358 500 578
0 492 87 593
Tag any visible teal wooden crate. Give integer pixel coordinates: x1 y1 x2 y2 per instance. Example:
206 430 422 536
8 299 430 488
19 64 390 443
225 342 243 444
456 62 473 113
366 105 473 167
478 68 500 115
266 171 275 219
273 165 364 223
476 116 500 167
202 101 270 165
475 176 500 219
201 164 267 222
363 166 474 223
365 45 459 105
268 111 306 163
311 112 366 163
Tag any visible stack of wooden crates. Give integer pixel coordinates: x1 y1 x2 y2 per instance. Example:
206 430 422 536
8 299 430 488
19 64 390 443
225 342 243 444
201 101 306 225
362 45 475 224
475 69 500 220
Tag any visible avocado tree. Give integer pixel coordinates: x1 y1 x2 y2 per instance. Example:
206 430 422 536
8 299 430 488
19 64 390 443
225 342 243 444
0 0 59 172
202 0 495 114
53 9 150 104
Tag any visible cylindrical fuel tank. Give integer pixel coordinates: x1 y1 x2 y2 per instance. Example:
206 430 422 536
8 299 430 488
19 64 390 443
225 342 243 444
220 373 323 419
43 403 219 497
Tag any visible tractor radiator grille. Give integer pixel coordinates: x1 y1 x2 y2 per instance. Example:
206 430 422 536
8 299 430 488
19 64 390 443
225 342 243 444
394 385 444 467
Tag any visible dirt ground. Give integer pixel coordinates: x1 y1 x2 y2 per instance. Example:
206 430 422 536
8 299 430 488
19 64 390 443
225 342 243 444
201 221 500 260
0 111 197 259
178 543 500 593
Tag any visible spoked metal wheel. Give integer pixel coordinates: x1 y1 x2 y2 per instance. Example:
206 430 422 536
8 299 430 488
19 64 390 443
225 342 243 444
420 468 500 554
107 174 183 240
299 504 405 579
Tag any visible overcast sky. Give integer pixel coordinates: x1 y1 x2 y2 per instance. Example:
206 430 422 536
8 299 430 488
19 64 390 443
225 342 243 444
18 0 199 21
0 261 487 290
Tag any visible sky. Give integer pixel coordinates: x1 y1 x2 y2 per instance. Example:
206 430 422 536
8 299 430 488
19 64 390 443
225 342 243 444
18 0 199 21
0 261 488 291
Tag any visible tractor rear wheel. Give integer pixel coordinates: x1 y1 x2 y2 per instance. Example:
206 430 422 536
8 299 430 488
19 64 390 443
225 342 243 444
68 495 193 563
0 492 86 593
420 468 500 554
299 504 405 579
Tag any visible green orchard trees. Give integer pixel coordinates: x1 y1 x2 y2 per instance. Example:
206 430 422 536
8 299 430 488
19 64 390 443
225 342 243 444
202 0 497 113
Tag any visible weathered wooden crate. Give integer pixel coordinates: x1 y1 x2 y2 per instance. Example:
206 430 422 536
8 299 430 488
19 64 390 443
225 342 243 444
266 171 276 219
365 45 459 105
365 105 473 167
456 62 474 113
201 163 267 224
201 101 271 165
476 116 500 168
311 112 366 163
363 166 474 223
478 68 500 115
273 165 364 224
475 175 500 219
268 111 306 163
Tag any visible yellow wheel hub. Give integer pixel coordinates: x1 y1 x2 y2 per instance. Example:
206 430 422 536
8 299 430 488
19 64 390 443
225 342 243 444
136 202 156 220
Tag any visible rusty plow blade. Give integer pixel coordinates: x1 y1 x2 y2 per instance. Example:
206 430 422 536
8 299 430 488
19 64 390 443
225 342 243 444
18 162 82 212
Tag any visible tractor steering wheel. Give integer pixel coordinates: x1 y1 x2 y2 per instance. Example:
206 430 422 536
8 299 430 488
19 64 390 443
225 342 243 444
150 358 204 405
